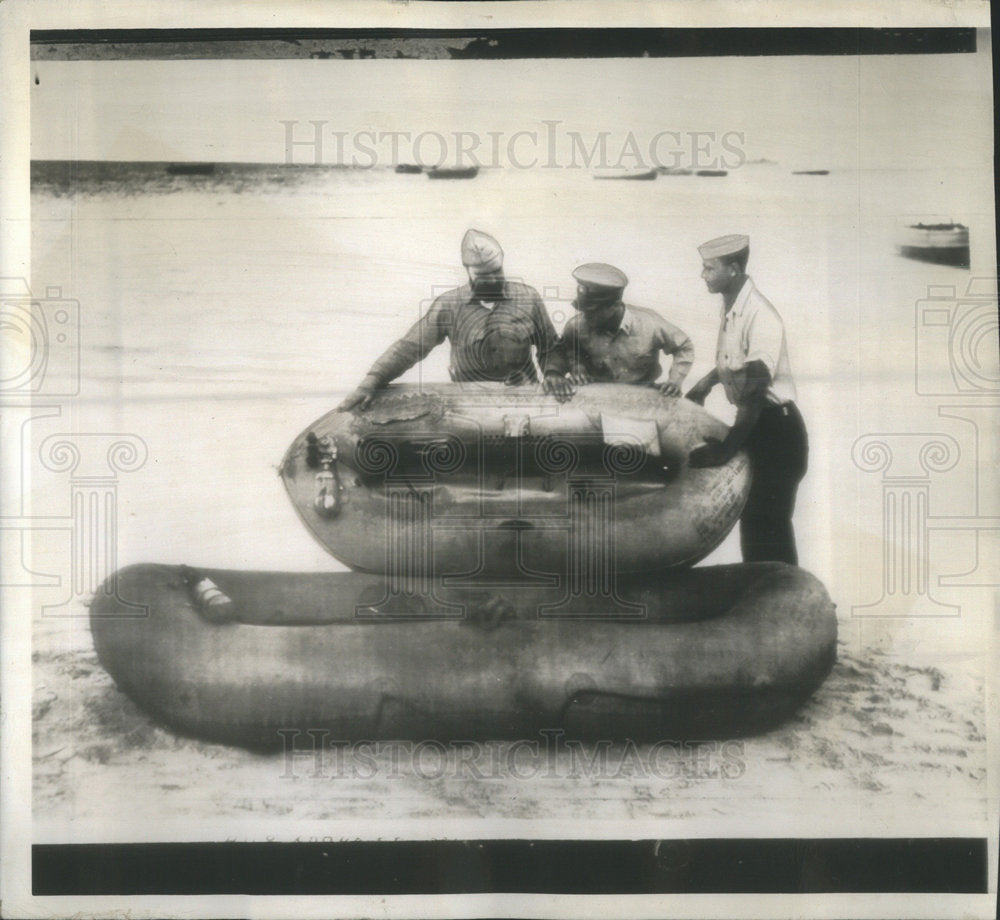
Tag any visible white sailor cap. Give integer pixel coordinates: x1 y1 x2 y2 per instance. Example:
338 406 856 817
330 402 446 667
698 234 750 260
461 229 504 271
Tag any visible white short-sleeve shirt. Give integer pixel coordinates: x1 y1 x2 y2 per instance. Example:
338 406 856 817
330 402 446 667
716 277 797 406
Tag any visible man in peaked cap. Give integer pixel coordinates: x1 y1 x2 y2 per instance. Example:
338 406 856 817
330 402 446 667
686 234 808 565
542 262 694 400
338 229 560 411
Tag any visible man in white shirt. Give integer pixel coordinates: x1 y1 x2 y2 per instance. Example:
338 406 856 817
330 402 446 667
686 234 808 565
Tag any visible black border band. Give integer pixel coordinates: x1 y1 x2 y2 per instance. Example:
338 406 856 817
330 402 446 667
29 27 977 59
33 838 988 895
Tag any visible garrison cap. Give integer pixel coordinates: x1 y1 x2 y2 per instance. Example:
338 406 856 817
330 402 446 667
461 229 504 272
698 234 749 260
572 262 629 290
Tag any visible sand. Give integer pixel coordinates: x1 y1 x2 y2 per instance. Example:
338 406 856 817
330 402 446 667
32 600 987 840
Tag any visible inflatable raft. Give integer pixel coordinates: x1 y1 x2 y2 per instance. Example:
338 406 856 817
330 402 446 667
90 563 836 749
280 383 751 576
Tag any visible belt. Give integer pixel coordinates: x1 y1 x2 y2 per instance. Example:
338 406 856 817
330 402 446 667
763 402 794 417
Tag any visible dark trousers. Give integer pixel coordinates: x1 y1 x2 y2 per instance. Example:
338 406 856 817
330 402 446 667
741 402 808 565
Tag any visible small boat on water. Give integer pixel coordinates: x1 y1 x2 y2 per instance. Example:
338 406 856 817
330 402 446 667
792 169 830 175
165 163 216 176
657 166 693 176
898 222 970 268
426 166 479 180
594 169 658 181
395 163 423 174
695 169 728 177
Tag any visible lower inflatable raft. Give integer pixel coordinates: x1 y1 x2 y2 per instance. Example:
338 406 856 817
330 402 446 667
91 563 836 748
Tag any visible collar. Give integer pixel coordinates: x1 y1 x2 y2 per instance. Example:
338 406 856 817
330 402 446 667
723 277 754 322
464 281 509 306
588 303 630 335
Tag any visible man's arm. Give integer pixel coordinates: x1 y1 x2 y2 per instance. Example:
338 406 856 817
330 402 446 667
532 291 560 374
557 316 594 385
655 319 695 396
539 297 576 402
688 360 770 467
338 301 450 411
685 367 720 405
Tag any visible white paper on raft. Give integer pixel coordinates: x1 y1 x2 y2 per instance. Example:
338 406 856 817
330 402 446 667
599 413 661 457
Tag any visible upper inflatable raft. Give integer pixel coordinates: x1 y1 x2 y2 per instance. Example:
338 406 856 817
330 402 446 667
280 383 751 575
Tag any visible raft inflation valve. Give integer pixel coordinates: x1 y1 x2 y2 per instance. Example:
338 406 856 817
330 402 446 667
309 434 342 518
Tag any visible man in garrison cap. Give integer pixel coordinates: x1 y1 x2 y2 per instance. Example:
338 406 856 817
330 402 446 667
542 263 694 401
339 229 561 411
686 234 808 565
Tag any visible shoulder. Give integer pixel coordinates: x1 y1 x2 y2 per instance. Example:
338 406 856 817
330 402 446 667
426 286 468 322
430 286 468 309
505 280 544 301
433 285 468 303
745 283 782 322
629 304 684 336
741 285 785 344
627 304 668 327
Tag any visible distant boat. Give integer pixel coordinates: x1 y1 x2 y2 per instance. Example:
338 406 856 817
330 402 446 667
593 169 658 181
394 164 423 174
656 166 693 176
792 169 830 175
695 169 728 177
426 166 479 180
165 163 216 176
898 222 970 268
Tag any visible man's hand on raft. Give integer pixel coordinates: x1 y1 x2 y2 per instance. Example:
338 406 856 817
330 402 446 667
338 384 378 412
688 436 734 468
655 381 681 398
684 382 712 405
542 372 575 403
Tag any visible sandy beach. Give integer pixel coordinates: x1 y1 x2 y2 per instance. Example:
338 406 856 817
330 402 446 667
33 600 986 840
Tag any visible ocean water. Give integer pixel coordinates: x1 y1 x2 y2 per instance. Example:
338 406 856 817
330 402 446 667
30 161 993 398
28 161 997 653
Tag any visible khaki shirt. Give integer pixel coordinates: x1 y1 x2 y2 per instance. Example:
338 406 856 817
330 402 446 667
550 304 694 386
365 280 557 385
716 277 796 406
